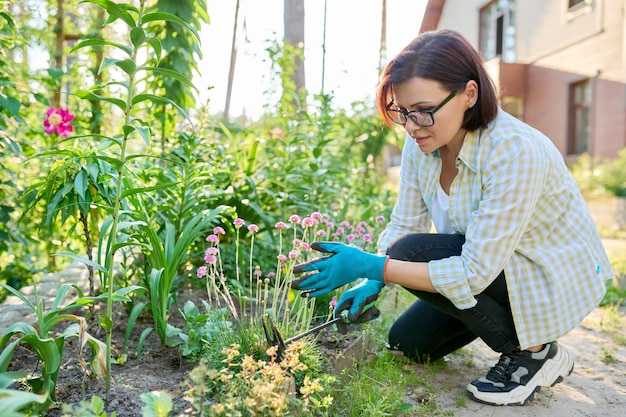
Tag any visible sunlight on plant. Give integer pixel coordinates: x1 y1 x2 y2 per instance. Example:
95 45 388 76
183 342 334 417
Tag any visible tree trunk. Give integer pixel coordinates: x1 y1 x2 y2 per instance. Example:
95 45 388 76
283 0 306 94
379 0 387 77
224 0 241 120
52 0 64 108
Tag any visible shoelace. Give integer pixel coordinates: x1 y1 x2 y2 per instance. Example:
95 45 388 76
486 349 522 382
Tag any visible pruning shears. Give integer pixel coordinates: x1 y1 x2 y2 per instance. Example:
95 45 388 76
262 300 381 361
262 315 346 361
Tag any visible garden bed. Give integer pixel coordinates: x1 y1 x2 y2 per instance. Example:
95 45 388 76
6 287 366 416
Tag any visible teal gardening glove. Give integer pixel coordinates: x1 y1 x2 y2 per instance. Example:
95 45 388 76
290 241 389 298
334 279 384 323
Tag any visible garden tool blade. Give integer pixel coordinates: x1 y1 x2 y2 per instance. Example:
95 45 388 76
283 315 346 344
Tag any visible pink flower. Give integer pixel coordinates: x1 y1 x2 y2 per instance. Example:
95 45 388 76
206 234 219 243
213 226 226 235
346 234 355 241
277 254 287 262
269 127 284 138
288 250 298 259
376 216 385 223
301 217 314 228
300 242 310 251
197 266 208 278
234 218 245 228
363 233 373 244
206 247 219 256
275 221 287 229
288 214 300 224
254 266 262 277
248 224 259 233
316 230 327 237
204 254 217 264
329 296 337 308
267 271 275 278
310 212 323 220
336 227 344 236
44 107 75 137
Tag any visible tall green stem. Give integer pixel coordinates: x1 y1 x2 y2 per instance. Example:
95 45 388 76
103 4 142 395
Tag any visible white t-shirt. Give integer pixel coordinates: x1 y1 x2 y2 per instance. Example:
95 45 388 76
432 182 453 234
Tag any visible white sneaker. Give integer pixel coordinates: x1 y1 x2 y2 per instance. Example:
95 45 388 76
466 341 574 405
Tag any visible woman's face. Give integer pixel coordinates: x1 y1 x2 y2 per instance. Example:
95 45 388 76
390 77 476 154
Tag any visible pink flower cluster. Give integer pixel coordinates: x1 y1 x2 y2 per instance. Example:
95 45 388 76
196 213 386 281
44 107 75 137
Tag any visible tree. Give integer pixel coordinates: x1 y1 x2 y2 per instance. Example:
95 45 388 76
283 0 305 102
224 0 240 120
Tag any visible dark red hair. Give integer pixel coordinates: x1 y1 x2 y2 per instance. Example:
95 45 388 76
377 29 498 131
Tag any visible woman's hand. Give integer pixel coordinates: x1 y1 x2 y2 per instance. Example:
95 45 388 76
289 241 388 297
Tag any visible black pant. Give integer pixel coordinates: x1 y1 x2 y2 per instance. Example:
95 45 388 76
386 233 520 363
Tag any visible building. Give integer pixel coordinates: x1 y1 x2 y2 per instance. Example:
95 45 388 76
420 0 626 160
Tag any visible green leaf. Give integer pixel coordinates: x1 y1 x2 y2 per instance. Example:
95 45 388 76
70 39 132 56
130 27 146 48
122 124 151 146
53 253 107 273
114 59 137 76
91 395 105 414
0 11 16 28
137 327 153 358
141 12 201 43
74 169 88 200
0 388 48 415
0 283 36 312
83 0 137 28
114 285 144 298
145 38 162 64
124 301 146 351
93 154 124 171
20 334 61 378
0 96 21 116
98 315 113 332
116 220 147 231
46 68 64 80
49 283 85 311
132 94 188 120
120 182 177 199
140 391 173 417
76 90 126 112
139 66 197 92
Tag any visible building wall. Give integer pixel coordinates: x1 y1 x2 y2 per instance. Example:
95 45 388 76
522 0 626 158
432 0 626 159
436 0 483 44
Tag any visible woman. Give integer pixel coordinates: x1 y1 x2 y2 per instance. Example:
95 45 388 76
290 29 612 406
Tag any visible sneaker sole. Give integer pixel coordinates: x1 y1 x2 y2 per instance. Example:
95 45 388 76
466 344 575 406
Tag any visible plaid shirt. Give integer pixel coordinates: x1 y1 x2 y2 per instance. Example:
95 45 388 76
378 109 612 349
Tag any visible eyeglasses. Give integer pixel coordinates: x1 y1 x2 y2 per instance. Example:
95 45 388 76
386 89 460 127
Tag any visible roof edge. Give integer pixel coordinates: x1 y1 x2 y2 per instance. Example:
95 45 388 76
419 0 446 33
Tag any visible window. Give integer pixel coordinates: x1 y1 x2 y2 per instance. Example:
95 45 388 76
568 80 591 155
479 0 516 62
565 0 592 20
